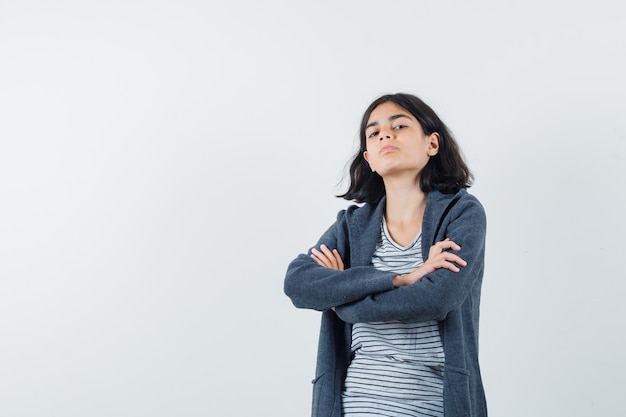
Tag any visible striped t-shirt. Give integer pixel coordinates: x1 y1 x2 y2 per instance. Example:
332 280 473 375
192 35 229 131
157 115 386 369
342 218 445 417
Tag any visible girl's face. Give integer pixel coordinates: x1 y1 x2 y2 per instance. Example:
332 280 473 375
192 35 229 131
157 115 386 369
363 101 439 179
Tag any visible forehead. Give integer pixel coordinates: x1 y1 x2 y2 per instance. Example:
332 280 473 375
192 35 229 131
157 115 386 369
367 101 414 124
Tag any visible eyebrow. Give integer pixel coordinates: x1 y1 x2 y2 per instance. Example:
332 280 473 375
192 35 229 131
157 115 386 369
365 114 413 130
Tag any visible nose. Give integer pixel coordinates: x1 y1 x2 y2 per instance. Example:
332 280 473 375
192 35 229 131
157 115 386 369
378 128 393 140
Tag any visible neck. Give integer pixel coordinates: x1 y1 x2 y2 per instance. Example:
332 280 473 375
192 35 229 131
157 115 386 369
382 176 427 224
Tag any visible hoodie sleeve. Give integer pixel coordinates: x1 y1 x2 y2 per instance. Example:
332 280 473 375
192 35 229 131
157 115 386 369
334 196 486 323
284 209 396 312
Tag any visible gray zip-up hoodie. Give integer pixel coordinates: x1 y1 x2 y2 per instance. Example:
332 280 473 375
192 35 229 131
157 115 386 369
284 189 488 417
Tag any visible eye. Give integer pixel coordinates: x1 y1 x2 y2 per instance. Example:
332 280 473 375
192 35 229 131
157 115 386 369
393 124 407 130
367 131 379 138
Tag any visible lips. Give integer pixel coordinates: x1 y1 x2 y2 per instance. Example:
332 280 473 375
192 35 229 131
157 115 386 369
380 145 397 154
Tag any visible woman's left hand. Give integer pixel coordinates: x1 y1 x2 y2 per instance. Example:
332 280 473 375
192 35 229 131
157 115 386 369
311 244 344 271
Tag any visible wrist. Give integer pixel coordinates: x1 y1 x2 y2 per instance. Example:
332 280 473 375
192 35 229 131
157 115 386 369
392 275 404 288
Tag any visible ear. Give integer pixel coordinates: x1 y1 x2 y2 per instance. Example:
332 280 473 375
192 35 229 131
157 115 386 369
363 150 375 172
428 132 440 156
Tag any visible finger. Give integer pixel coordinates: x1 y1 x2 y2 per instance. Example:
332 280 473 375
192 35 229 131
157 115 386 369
312 246 343 270
320 244 338 269
428 259 461 272
431 243 460 259
311 248 332 268
435 238 450 249
310 252 326 267
448 240 461 251
441 261 461 272
434 252 467 267
437 239 461 251
430 239 458 259
332 249 344 271
444 253 467 266
439 254 468 269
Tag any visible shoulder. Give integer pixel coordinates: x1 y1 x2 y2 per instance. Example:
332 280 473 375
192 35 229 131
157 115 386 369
426 189 486 231
451 191 487 233
330 200 385 246
338 198 384 225
428 189 484 213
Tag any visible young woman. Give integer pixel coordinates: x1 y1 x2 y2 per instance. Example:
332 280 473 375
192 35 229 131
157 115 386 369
284 93 487 417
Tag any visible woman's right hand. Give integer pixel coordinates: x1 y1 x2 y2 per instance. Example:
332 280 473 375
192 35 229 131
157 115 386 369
310 244 344 271
393 238 466 287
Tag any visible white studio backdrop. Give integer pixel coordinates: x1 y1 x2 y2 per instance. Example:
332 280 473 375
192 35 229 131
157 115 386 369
1 1 624 416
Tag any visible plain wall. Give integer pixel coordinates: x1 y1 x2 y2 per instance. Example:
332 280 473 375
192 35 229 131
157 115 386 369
1 0 624 416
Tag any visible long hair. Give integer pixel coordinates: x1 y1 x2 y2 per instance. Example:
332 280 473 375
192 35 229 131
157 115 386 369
338 93 473 204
